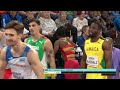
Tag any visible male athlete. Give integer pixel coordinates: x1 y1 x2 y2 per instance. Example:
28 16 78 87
80 21 112 79
0 20 44 79
25 19 56 78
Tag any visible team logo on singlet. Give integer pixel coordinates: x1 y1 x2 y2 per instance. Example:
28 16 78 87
30 46 39 51
8 57 13 60
39 41 43 44
20 57 26 62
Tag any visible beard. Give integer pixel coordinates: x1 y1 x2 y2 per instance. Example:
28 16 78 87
89 32 95 38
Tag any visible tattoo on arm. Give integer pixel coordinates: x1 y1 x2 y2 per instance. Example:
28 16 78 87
47 50 54 59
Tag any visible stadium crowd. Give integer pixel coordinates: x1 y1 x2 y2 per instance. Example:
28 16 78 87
0 11 120 79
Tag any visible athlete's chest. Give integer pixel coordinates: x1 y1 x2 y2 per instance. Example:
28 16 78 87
27 40 44 51
85 41 103 51
8 57 29 68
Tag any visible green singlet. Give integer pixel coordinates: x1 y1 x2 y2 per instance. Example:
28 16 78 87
26 35 49 79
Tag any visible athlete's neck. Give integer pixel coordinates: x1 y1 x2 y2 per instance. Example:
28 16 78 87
90 35 100 42
32 34 42 41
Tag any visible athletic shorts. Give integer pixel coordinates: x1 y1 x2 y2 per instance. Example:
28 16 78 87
4 69 12 79
64 60 80 79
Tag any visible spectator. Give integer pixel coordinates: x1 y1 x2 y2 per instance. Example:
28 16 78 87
86 11 96 26
77 25 89 63
38 11 57 44
67 11 77 23
17 11 27 20
106 16 114 30
0 11 6 28
50 11 59 21
1 11 23 28
110 11 120 17
72 11 88 36
99 11 110 27
55 11 68 28
106 37 120 79
23 11 35 30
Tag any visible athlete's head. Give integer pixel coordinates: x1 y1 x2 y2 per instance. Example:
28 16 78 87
4 20 24 46
55 26 66 39
28 19 41 35
89 21 103 38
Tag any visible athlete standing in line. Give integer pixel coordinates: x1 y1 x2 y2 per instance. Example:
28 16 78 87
80 21 112 79
25 19 56 79
0 20 45 79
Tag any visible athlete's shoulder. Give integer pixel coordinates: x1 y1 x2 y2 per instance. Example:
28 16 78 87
25 37 32 43
102 37 112 44
2 46 7 51
102 37 112 49
99 36 105 40
41 35 48 40
86 37 90 40
26 45 38 56
85 38 90 43
25 43 34 50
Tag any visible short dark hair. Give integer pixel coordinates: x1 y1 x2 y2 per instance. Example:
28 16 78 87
91 21 104 31
28 19 41 25
55 26 66 37
4 20 24 34
28 19 42 33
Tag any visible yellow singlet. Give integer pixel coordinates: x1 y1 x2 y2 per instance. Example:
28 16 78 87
84 38 107 79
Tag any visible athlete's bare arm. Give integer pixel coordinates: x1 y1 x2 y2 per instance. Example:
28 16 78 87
102 39 112 79
0 47 7 79
44 39 56 69
0 31 6 52
44 39 56 79
66 37 77 48
80 48 87 78
80 50 87 68
54 40 60 55
27 49 45 79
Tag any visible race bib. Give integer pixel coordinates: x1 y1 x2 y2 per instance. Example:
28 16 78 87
86 56 98 67
12 72 24 79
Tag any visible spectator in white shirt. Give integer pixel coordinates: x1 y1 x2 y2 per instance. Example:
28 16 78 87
55 11 69 28
39 11 57 36
72 11 88 36
38 11 57 44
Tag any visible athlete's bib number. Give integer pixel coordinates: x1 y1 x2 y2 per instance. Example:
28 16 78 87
86 56 98 67
12 72 24 79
